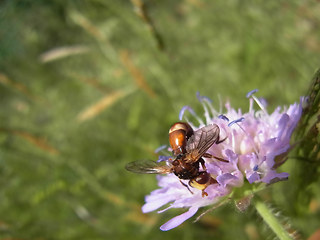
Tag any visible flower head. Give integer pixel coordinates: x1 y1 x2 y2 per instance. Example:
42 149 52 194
142 91 303 231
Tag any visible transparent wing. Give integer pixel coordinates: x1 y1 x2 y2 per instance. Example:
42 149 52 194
185 124 220 162
125 160 172 174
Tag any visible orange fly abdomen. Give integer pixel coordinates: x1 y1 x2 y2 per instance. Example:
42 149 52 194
169 122 194 156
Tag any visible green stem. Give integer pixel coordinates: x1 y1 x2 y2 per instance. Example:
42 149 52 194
254 200 292 240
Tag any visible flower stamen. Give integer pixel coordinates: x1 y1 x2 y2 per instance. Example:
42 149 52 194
228 117 245 127
218 114 229 122
154 145 168 154
247 89 268 114
179 105 204 126
196 92 218 123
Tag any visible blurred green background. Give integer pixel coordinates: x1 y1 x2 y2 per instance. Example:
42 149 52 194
0 0 320 239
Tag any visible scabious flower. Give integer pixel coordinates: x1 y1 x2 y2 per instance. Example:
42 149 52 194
142 90 303 231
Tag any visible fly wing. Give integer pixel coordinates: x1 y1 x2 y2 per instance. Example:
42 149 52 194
125 160 172 174
185 124 220 162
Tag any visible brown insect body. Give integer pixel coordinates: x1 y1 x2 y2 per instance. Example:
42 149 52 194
169 122 194 156
171 156 199 180
125 122 226 197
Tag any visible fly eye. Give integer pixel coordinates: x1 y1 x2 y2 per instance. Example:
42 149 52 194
195 172 210 184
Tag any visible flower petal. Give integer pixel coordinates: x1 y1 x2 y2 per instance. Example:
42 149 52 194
217 173 238 187
247 171 260 184
261 171 289 184
160 207 199 231
142 194 174 213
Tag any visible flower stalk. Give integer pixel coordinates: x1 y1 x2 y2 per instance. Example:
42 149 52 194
254 200 292 240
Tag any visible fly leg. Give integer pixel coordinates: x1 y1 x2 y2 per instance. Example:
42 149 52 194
198 158 207 171
180 180 194 195
203 153 229 163
216 135 227 144
202 189 208 197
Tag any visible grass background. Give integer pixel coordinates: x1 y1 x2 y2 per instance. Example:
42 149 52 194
0 0 319 239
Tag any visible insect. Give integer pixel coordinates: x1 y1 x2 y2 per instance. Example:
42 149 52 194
125 122 227 197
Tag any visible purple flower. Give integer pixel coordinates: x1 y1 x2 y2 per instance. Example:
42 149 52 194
142 91 303 231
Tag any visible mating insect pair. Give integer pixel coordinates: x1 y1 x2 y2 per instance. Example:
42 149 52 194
125 122 227 197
